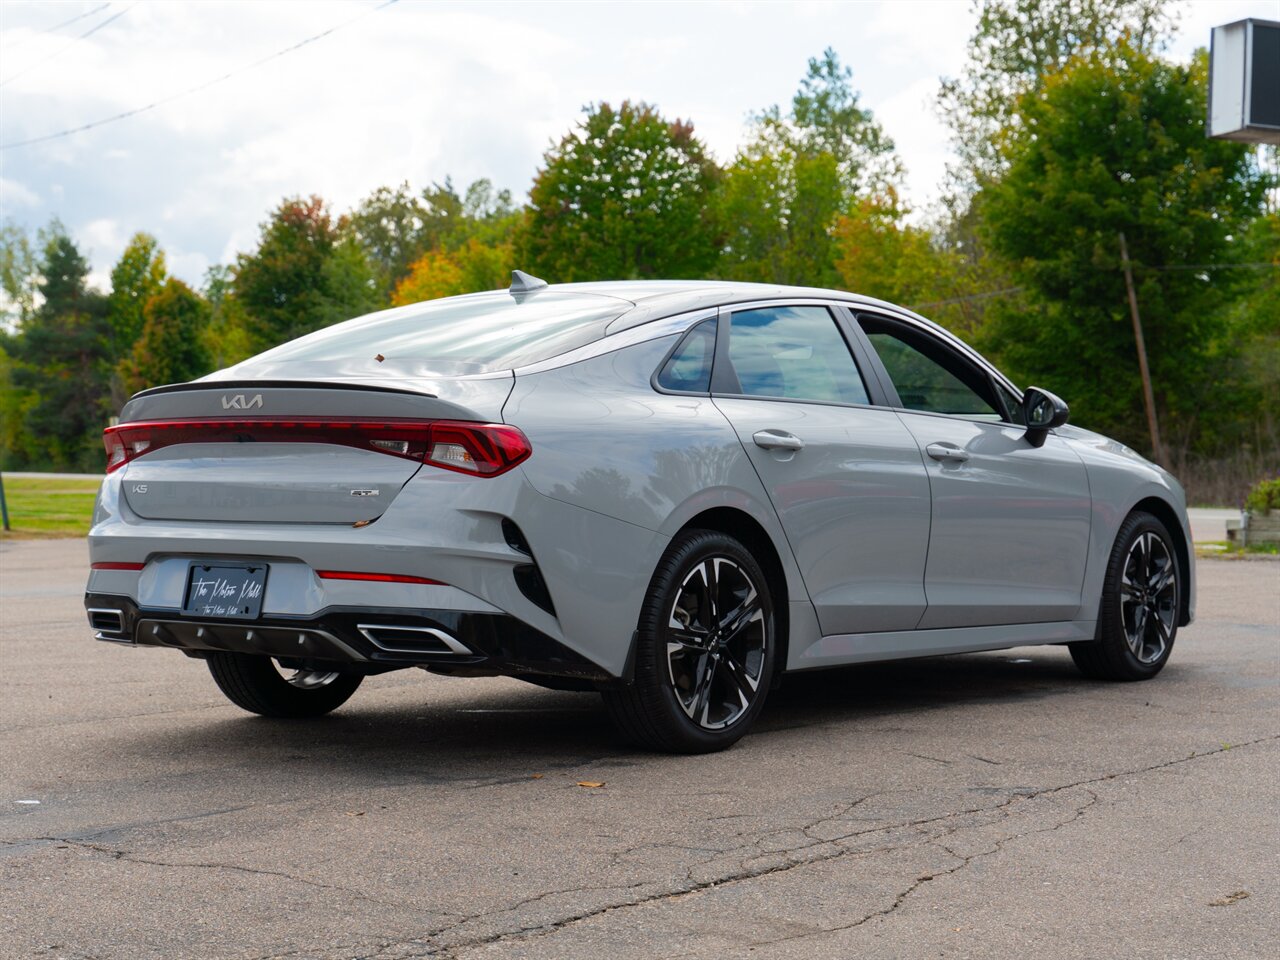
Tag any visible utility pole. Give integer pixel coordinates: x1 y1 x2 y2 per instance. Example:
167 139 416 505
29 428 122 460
1118 232 1166 465
0 472 9 532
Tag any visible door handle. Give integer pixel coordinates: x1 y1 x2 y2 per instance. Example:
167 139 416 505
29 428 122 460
926 442 970 463
753 430 805 452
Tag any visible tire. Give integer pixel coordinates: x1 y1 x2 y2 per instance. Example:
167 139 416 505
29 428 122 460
1070 510 1180 681
602 529 777 753
206 652 363 718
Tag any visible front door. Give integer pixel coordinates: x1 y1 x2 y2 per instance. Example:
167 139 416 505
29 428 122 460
712 303 932 635
854 312 1092 628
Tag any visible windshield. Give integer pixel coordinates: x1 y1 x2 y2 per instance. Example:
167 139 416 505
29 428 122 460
243 290 631 375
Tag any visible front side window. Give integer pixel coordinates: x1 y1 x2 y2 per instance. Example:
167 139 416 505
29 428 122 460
656 319 716 393
857 315 1001 419
725 306 869 406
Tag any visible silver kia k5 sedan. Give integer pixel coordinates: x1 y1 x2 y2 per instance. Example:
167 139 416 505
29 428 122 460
84 273 1194 752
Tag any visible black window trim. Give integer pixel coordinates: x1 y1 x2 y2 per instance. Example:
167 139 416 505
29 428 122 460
708 300 895 410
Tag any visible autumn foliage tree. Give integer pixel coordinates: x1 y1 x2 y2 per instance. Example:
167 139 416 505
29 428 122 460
233 195 379 352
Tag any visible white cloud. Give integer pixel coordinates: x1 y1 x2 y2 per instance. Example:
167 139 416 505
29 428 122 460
0 175 40 210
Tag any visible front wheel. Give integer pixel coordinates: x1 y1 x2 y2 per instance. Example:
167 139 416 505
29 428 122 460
206 652 363 717
603 529 776 753
1070 510 1180 681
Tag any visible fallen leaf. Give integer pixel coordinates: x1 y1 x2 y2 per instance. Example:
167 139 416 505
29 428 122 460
1209 890 1249 907
577 781 605 789
344 811 366 817
531 774 544 780
374 354 385 362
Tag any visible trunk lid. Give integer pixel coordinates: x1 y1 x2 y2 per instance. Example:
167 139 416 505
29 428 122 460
115 378 512 524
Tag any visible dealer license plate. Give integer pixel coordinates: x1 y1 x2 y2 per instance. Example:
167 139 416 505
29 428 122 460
182 563 268 619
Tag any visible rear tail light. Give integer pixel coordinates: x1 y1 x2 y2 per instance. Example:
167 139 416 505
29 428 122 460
103 418 531 477
317 570 444 585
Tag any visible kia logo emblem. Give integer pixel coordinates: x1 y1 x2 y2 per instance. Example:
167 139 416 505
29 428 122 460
221 394 263 410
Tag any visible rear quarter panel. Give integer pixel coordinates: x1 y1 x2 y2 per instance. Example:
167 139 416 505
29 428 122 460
504 336 820 667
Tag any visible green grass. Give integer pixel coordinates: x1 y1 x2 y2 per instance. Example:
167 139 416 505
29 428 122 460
0 476 101 539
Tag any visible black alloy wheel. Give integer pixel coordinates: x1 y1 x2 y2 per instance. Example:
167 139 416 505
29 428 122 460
1070 510 1180 681
603 529 776 753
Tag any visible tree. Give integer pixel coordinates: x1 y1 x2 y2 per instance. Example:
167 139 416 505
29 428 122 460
0 220 39 330
719 49 900 286
831 192 990 339
200 264 254 369
349 178 519 297
2 225 112 470
524 101 720 281
391 238 511 306
233 195 379 352
118 279 213 395
938 0 1175 194
978 44 1270 454
107 232 166 352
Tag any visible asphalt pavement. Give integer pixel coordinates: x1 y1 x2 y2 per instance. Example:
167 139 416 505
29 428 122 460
1 539 1277 960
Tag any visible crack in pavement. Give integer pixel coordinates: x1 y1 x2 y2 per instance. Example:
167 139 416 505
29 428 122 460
369 733 1279 959
31 836 457 922
743 786 1103 950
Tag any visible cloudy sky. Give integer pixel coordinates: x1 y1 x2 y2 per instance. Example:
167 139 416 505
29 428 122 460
0 0 1269 290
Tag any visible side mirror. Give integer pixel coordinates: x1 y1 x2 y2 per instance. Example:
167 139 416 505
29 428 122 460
1022 386 1069 447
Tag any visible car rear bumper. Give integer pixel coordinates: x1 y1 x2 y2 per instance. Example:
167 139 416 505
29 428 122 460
84 592 613 681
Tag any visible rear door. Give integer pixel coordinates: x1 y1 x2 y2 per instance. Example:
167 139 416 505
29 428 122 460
852 312 1092 628
711 303 932 635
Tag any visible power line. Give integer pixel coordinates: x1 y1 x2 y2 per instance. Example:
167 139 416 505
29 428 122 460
0 1 113 52
908 287 1024 310
0 4 134 89
0 0 400 151
1140 262 1279 271
904 261 1279 311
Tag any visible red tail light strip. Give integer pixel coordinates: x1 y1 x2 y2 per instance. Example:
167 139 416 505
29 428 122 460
316 570 445 585
91 562 145 571
103 417 531 477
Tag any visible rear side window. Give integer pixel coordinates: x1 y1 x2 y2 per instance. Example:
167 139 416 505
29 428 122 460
725 306 869 406
656 319 716 393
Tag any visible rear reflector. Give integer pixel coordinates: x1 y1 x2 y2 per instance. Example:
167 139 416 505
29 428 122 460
316 570 445 585
91 562 145 571
103 418 531 477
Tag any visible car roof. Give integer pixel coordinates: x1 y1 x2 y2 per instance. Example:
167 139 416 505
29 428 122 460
526 279 918 334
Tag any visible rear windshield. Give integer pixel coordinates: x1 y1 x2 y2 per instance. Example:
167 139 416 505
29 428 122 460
246 290 630 375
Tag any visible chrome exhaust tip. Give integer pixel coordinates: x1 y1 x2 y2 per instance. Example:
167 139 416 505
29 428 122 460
356 624 472 656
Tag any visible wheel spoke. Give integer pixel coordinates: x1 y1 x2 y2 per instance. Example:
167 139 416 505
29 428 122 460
718 590 761 641
1153 613 1173 651
691 656 718 724
704 559 723 623
668 628 708 651
1129 607 1147 656
722 654 759 699
1149 563 1174 595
